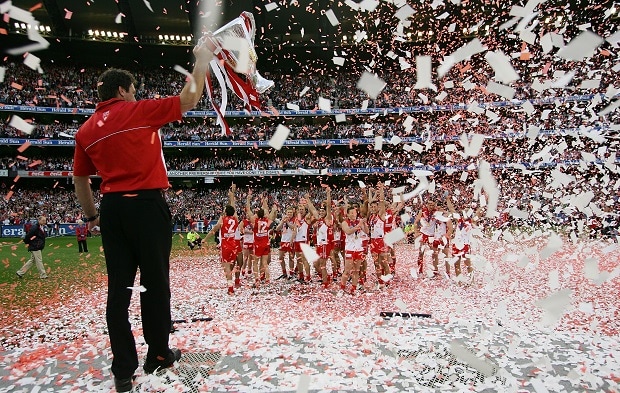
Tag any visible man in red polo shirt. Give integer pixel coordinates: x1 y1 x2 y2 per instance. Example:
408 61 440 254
72 40 213 393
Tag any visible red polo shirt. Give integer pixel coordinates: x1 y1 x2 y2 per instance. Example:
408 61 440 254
73 96 181 193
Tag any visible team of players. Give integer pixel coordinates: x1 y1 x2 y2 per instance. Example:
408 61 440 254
206 184 478 295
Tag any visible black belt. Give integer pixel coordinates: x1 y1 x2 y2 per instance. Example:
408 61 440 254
103 189 165 198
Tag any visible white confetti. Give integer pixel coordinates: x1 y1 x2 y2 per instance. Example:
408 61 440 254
535 288 573 325
325 9 339 26
530 378 550 393
143 0 154 12
23 53 42 72
299 243 320 264
318 97 331 112
332 56 345 66
384 228 406 247
486 81 516 100
389 135 402 145
173 65 196 93
484 51 519 83
9 115 35 135
477 160 499 217
394 4 415 21
414 56 435 90
356 71 387 99
556 30 604 61
374 136 383 150
549 270 560 290
459 133 485 157
268 125 290 150
449 340 495 377
394 298 408 312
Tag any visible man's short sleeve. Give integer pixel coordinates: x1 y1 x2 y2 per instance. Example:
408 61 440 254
136 96 182 126
73 140 98 177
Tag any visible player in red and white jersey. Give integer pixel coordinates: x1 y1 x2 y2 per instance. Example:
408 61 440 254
347 196 369 285
206 185 240 295
234 218 244 280
329 202 346 279
294 204 314 283
449 200 480 284
246 190 277 288
340 205 369 294
452 216 473 279
367 185 392 290
431 203 453 278
384 193 405 277
275 207 296 279
306 188 333 288
414 199 437 276
240 216 255 276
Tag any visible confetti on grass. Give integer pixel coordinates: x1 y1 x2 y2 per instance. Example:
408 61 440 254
0 241 618 392
127 285 147 292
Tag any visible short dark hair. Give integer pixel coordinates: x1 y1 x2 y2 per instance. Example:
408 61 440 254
225 205 235 217
97 68 137 101
257 208 265 218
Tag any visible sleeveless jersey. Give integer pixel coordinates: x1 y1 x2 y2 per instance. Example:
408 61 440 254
453 219 473 249
344 219 364 252
253 217 270 247
221 216 239 250
295 218 309 242
384 209 395 233
315 218 330 246
369 213 385 239
419 207 436 236
280 219 294 243
242 218 254 243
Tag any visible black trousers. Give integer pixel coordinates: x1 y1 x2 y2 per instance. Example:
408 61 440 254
78 239 88 252
100 189 173 379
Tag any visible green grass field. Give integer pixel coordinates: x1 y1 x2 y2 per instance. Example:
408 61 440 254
0 232 212 319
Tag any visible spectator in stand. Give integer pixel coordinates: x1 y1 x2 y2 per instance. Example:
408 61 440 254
72 39 213 392
16 216 48 279
75 219 89 253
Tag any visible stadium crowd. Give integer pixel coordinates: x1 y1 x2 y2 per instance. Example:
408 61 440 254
0 1 617 246
1 166 617 242
1 128 615 174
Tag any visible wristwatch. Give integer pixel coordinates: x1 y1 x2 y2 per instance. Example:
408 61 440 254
84 213 99 222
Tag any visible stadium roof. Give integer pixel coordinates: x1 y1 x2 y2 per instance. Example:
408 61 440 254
1 0 616 72
1 0 363 70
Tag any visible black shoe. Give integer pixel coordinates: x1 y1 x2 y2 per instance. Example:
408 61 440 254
16 272 23 279
114 376 134 392
143 348 182 374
